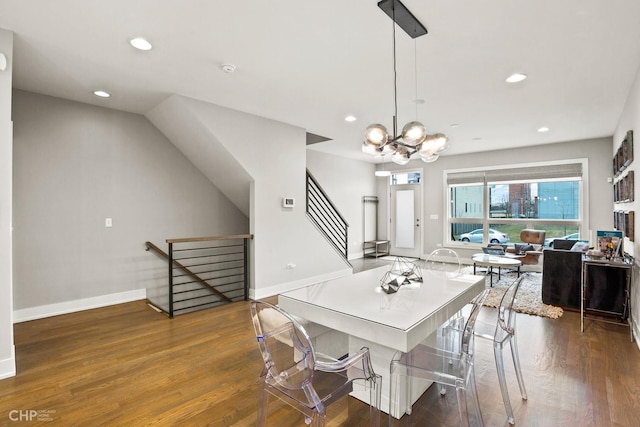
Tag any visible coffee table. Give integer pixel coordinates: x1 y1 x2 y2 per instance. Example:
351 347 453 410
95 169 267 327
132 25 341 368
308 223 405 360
472 253 521 286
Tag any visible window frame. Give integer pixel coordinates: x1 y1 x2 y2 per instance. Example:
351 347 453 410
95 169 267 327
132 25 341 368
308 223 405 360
444 159 588 248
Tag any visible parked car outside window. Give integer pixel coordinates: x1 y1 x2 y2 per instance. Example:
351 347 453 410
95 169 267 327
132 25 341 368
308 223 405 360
459 228 510 244
544 233 580 247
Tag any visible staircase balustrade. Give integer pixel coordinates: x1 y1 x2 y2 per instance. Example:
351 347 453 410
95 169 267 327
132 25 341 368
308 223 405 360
145 234 252 317
306 170 349 261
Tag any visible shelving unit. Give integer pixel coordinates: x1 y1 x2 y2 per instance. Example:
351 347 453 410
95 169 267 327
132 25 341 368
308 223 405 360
581 255 633 341
363 240 390 258
363 196 390 258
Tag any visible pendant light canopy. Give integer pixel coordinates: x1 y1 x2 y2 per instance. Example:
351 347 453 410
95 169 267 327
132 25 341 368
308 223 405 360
364 0 449 165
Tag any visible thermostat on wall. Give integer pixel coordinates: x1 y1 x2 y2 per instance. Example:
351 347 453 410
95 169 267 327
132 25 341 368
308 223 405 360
282 197 295 208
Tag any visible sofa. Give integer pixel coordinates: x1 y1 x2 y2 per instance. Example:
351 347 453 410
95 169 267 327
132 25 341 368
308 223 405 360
541 239 583 309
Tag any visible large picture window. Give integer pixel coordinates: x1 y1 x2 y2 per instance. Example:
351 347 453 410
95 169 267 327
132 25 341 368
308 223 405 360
446 160 585 247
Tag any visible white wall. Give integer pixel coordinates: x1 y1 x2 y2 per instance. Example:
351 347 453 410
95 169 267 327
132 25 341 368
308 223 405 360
613 63 640 343
306 150 377 259
154 96 351 299
0 29 15 379
145 97 252 217
12 91 248 318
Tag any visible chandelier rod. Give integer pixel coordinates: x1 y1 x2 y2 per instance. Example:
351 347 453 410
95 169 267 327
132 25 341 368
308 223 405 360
392 2 398 137
414 39 418 120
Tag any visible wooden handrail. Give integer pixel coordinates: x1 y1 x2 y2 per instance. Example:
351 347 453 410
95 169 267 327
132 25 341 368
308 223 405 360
166 234 253 244
145 241 232 303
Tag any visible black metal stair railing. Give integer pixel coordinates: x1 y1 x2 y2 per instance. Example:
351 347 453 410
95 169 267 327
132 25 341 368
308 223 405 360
306 170 349 261
145 234 253 318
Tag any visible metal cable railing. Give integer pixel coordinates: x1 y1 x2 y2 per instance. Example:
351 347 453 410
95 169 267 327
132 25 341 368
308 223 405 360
145 234 253 318
306 170 349 260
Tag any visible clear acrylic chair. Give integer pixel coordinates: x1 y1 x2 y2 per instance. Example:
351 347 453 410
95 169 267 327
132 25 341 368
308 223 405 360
250 301 382 427
472 274 528 425
425 248 462 274
426 248 464 361
389 289 490 427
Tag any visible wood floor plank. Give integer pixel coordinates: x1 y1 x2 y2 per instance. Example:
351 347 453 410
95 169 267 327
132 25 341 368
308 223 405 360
1 297 639 426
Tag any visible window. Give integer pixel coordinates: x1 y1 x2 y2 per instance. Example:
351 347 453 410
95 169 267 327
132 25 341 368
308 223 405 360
446 160 585 246
391 171 421 185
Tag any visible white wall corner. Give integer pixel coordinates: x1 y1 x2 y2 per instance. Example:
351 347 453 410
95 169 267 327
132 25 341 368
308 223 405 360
0 345 16 380
13 289 147 323
250 268 353 300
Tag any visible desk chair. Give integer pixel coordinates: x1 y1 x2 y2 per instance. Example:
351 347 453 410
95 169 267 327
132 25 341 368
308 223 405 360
251 301 382 426
445 275 528 425
473 275 528 424
389 289 490 427
425 248 462 274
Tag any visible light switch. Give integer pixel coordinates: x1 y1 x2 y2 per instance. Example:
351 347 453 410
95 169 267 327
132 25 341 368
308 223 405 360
105 218 112 227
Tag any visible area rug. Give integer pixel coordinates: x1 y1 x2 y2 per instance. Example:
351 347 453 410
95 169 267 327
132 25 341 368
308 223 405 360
462 267 564 319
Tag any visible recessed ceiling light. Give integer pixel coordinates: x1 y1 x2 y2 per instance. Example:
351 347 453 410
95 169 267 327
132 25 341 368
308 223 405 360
345 115 357 122
93 90 111 98
538 126 550 133
450 123 460 128
221 64 236 73
472 137 482 141
505 73 527 83
130 37 152 51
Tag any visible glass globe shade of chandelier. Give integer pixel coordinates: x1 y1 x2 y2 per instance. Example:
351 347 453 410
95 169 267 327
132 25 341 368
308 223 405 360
364 122 449 165
391 146 411 165
401 121 427 145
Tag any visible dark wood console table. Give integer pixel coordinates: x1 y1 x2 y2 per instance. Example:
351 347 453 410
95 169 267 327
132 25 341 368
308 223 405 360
581 255 633 341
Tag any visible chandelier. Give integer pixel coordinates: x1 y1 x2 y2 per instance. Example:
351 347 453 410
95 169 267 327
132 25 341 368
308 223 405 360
363 0 449 166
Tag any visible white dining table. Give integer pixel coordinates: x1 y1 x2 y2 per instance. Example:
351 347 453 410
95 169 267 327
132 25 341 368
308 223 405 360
278 266 485 418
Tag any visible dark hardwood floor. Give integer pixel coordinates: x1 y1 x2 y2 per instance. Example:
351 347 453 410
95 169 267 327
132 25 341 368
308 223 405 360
1 276 640 425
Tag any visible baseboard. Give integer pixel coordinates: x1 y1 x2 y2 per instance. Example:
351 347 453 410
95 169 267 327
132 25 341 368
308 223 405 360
348 251 364 260
13 289 147 323
250 268 352 300
0 346 16 379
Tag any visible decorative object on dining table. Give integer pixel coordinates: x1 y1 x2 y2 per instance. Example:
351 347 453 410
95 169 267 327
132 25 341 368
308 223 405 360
392 256 423 282
380 274 410 294
379 256 423 294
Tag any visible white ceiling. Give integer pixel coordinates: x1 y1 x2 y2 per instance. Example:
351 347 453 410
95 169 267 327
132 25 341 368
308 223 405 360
2 0 640 163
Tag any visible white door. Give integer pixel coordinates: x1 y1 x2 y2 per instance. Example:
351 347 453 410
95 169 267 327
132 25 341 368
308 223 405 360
389 174 422 258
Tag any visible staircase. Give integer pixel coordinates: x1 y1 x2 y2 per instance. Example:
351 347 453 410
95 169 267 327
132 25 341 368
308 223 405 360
145 234 253 318
306 170 349 263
